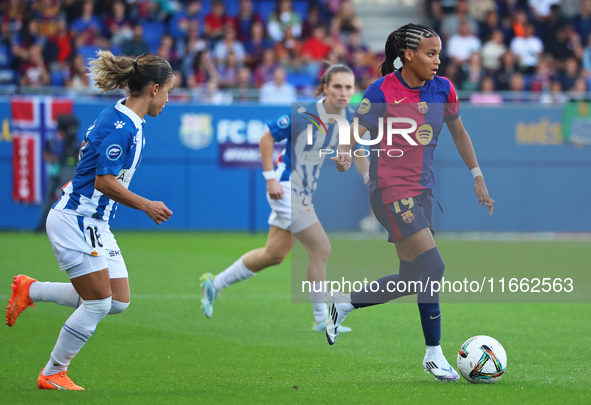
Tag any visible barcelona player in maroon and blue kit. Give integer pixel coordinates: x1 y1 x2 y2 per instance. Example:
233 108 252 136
325 23 495 381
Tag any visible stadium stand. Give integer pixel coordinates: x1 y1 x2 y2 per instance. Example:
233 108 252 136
0 0 588 102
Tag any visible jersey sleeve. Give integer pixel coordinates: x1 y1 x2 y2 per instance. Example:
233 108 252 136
95 128 133 176
354 83 386 134
266 114 291 142
444 79 460 122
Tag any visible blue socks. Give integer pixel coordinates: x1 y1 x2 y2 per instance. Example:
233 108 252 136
414 248 445 346
350 247 445 347
351 260 419 308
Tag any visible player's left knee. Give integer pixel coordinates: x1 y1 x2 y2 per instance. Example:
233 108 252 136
108 299 130 315
417 247 445 280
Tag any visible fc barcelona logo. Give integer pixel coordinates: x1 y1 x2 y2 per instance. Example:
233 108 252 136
417 102 428 114
401 210 415 224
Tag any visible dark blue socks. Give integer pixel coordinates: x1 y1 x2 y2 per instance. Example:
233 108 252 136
415 247 445 346
351 260 419 308
349 247 445 346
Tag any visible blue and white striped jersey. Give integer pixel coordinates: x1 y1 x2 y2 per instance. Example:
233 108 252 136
54 98 145 221
267 98 355 204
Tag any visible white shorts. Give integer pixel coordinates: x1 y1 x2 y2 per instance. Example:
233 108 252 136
46 209 128 280
267 181 319 234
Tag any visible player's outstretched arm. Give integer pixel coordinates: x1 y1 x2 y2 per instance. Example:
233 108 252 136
95 174 173 224
446 117 495 216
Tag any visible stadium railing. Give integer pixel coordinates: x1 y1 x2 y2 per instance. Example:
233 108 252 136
1 86 589 103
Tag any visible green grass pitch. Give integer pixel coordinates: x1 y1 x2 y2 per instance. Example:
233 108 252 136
1 231 590 404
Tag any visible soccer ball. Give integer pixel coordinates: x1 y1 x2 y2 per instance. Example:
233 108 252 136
457 335 507 384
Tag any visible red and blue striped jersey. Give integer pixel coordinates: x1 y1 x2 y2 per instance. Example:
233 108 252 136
355 69 460 207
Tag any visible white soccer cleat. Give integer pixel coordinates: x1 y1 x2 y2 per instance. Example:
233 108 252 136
423 351 460 381
200 273 218 319
313 321 352 333
325 291 352 345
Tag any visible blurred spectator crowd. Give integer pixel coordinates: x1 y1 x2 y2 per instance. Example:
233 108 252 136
0 0 375 103
1 0 590 103
426 0 591 103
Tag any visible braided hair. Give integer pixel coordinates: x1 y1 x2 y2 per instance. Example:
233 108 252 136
378 23 439 77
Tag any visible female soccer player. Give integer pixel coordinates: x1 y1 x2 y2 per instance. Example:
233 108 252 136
5 51 174 390
327 23 495 381
200 64 369 331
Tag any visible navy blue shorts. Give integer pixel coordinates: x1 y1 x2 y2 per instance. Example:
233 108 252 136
372 190 434 243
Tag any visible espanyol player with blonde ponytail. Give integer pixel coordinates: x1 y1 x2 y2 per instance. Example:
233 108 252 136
6 51 174 390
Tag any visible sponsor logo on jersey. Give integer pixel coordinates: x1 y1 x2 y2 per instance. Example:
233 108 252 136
114 120 125 129
416 124 433 145
116 169 133 185
106 144 123 160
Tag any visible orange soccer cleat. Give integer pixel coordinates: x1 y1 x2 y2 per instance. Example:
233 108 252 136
6 275 37 327
37 369 85 390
